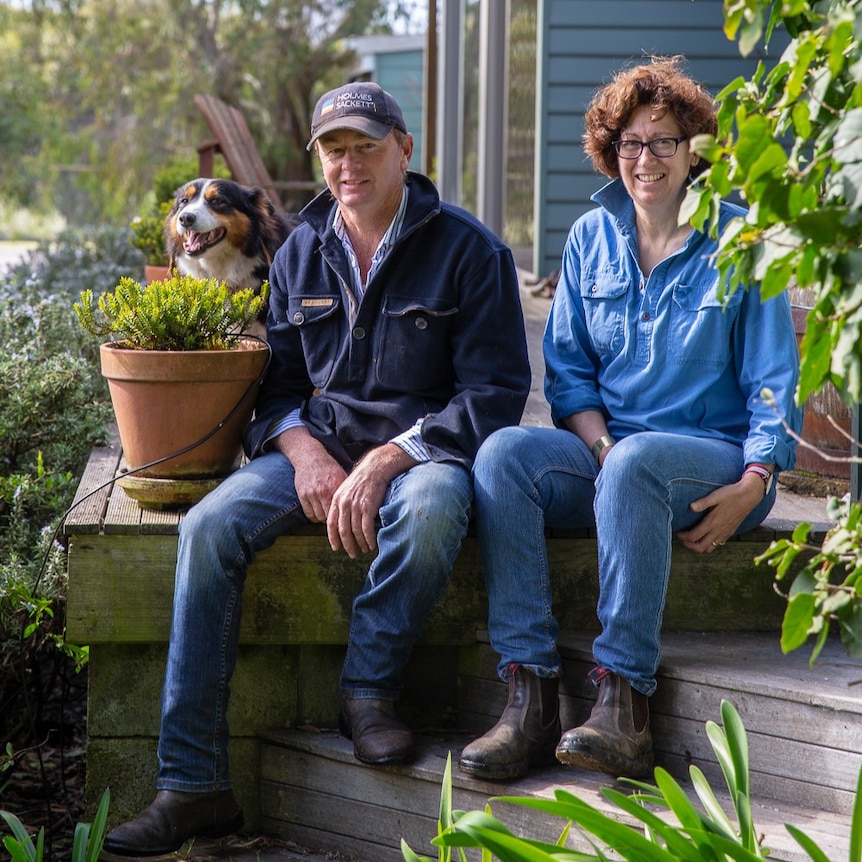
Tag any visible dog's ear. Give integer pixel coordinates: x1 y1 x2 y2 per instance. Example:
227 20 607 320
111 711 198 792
247 187 276 219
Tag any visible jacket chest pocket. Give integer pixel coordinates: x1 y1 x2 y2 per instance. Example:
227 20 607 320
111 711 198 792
377 296 458 391
287 295 342 386
580 272 628 358
669 279 740 366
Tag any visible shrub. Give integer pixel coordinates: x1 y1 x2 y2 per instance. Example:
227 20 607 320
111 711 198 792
0 228 132 858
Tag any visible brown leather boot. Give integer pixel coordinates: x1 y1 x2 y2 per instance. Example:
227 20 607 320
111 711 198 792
101 789 243 856
555 667 653 778
339 696 415 765
458 665 561 780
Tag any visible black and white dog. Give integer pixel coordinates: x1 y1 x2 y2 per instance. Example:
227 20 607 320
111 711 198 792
165 178 294 322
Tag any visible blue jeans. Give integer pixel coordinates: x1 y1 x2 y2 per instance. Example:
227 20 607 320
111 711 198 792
472 427 775 696
156 451 472 791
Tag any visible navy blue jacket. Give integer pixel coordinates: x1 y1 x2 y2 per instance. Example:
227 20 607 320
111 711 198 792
244 172 531 470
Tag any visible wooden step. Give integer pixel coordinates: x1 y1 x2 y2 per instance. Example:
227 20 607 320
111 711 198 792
459 631 862 816
258 731 852 862
259 631 858 862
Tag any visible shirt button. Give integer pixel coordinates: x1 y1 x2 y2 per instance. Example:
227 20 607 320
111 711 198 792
292 311 305 324
352 326 366 340
641 312 650 321
415 317 428 330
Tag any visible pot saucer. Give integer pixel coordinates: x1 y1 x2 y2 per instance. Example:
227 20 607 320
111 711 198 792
116 474 223 509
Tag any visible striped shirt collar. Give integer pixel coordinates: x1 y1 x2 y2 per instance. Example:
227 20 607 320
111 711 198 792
333 184 409 298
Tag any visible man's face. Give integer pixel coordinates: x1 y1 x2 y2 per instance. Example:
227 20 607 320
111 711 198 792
315 129 413 220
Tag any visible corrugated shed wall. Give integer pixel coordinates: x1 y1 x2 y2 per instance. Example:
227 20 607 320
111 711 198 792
533 0 788 276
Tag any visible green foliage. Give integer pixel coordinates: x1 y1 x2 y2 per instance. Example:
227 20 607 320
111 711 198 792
684 0 862 405
403 701 862 862
74 272 267 351
1 787 110 862
129 211 169 266
4 0 403 224
756 495 862 661
0 228 125 775
680 0 862 662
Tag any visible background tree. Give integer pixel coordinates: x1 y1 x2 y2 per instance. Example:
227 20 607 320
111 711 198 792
2 0 413 223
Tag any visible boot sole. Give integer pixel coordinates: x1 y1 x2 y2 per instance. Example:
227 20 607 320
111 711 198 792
457 757 529 781
101 812 244 857
556 742 653 778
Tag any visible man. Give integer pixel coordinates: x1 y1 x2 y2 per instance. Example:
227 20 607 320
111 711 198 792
102 82 530 855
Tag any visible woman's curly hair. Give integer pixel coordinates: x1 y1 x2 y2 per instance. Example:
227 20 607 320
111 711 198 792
583 56 718 179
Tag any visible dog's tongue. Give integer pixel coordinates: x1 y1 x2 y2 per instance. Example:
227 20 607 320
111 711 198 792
183 231 211 254
183 228 219 254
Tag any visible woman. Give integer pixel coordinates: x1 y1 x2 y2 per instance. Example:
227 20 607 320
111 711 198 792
458 56 802 782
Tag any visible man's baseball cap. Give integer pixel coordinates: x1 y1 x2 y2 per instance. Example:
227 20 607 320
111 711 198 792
307 82 407 151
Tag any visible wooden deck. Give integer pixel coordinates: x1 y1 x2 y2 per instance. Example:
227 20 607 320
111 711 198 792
66 278 855 862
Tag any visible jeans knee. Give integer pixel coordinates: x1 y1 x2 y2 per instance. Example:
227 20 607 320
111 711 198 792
474 426 535 486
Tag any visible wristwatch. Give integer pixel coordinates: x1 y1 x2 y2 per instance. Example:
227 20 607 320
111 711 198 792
590 435 615 462
743 464 774 495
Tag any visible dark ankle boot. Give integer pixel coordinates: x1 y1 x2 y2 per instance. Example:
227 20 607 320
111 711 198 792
101 789 243 856
458 665 561 780
555 667 653 778
339 696 415 765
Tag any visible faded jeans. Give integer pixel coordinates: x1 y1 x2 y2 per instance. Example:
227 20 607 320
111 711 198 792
156 451 472 791
472 427 775 696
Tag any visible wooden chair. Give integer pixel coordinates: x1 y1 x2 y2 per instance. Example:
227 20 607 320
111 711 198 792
194 94 284 210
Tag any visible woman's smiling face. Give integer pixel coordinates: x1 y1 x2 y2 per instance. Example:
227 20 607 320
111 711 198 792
616 104 699 216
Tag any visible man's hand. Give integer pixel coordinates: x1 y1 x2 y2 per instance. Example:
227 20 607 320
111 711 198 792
676 472 766 553
272 428 347 524
327 443 418 559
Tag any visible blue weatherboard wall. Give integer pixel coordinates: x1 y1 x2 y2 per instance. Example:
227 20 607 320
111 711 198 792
533 0 789 276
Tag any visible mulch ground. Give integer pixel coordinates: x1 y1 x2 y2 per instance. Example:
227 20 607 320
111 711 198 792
0 644 352 862
1 645 88 862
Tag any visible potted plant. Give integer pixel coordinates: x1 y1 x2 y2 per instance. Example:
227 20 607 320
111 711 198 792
129 208 171 283
74 272 269 509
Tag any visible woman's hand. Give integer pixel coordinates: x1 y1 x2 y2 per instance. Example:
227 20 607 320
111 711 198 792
676 472 767 553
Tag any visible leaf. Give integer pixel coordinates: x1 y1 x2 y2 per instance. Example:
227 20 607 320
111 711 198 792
838 601 862 657
83 788 111 862
781 592 818 652
850 765 862 862
402 838 432 862
689 766 737 837
785 824 832 862
720 701 750 802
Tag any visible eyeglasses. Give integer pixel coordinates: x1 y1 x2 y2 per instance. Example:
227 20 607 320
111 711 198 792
612 137 688 159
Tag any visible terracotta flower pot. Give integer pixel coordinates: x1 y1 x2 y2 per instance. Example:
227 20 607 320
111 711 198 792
100 338 268 508
144 264 171 284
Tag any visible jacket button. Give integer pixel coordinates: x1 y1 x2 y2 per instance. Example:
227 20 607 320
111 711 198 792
352 326 366 340
293 311 305 325
415 317 428 330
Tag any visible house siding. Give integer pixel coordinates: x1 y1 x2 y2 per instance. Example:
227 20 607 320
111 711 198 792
534 0 788 276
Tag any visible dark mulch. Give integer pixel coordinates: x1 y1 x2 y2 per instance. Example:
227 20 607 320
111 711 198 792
0 635 88 862
0 638 352 862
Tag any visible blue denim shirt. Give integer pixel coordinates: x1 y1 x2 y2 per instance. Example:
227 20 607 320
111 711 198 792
544 179 802 471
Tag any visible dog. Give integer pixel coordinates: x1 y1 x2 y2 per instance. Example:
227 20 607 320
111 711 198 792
165 178 294 329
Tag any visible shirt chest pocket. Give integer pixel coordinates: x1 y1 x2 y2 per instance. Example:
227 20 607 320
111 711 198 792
669 279 740 366
377 295 458 391
580 272 628 357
